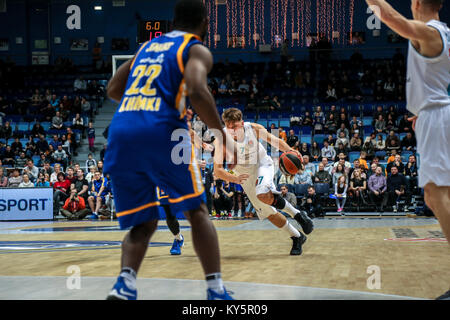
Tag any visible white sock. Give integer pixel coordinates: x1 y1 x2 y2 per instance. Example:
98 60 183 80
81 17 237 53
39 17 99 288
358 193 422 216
206 273 224 294
282 220 301 238
120 267 137 290
281 200 300 218
175 233 183 241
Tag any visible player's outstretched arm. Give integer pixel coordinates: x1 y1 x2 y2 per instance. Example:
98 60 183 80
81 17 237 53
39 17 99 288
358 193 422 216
251 123 300 155
365 0 441 45
107 59 133 103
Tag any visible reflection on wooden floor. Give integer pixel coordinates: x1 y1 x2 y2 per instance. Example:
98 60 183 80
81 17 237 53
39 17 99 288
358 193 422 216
0 217 448 300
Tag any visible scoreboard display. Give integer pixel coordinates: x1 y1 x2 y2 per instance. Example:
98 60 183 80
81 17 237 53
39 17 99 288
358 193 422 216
137 20 170 43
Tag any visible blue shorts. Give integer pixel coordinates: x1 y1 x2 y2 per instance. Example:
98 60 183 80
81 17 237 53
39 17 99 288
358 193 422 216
105 130 205 230
157 187 170 206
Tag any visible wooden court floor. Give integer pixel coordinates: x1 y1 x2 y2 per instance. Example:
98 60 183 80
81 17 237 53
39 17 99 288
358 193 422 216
0 217 448 299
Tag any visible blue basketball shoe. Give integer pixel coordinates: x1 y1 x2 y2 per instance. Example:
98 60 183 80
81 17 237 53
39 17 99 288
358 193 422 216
170 235 184 255
207 287 234 300
106 276 137 300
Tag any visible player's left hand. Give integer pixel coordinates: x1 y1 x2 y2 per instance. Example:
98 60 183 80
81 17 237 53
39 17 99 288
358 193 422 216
288 148 303 162
186 108 194 122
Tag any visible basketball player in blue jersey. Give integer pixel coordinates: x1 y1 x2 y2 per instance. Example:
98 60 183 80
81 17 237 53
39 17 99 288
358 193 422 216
366 0 450 300
104 0 236 300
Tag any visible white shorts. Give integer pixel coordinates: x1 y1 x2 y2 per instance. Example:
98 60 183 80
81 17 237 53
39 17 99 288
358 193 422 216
415 105 450 188
234 157 280 220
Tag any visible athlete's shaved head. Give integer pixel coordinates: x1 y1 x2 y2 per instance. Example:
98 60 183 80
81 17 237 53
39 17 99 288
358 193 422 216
422 0 444 10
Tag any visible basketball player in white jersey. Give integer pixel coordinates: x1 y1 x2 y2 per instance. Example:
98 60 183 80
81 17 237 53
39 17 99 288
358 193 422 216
213 108 314 255
365 0 450 300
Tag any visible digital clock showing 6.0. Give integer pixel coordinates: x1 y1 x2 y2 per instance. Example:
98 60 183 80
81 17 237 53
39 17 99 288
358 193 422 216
138 20 169 43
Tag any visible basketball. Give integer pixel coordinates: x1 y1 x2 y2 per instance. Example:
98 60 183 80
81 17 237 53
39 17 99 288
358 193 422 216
279 151 303 176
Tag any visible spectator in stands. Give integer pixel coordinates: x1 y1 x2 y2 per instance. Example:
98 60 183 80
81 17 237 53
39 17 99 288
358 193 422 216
375 134 386 151
51 111 64 130
334 175 348 214
334 153 351 170
313 163 332 185
0 167 8 187
35 172 50 187
385 113 398 133
336 123 349 140
336 131 349 150
72 113 85 137
324 113 338 134
238 79 250 93
371 157 386 176
373 105 385 124
280 184 297 209
74 76 87 93
0 121 12 140
303 185 324 218
313 106 325 134
61 189 91 220
349 159 367 180
49 135 61 151
350 123 361 138
398 114 413 133
71 168 89 202
15 151 28 169
367 162 378 179
81 97 91 118
361 141 375 161
65 166 76 184
383 77 396 100
72 96 81 114
385 130 400 148
302 154 316 176
368 166 388 213
53 145 68 169
22 159 39 182
386 166 407 211
364 132 377 148
350 132 363 151
325 84 338 102
386 154 405 175
39 103 54 122
18 173 34 188
41 161 54 177
85 165 96 184
8 169 22 187
1 145 15 166
386 139 401 156
332 163 347 186
50 163 61 184
401 132 416 152
302 111 313 127
335 142 348 157
327 134 336 148
320 157 334 175
36 153 47 168
49 94 60 108
87 170 111 219
350 115 362 129
84 153 97 173
30 89 43 108
10 138 23 156
279 172 296 185
25 137 37 158
321 140 336 161
338 113 350 131
87 121 95 152
66 127 78 156
349 168 367 208
294 168 313 186
97 160 104 175
374 114 386 133
405 155 418 193
53 172 71 216
310 141 321 162
30 122 45 138
300 143 310 158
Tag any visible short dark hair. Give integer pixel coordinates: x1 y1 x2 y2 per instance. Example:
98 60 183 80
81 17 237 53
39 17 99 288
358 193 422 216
173 0 207 29
423 0 444 10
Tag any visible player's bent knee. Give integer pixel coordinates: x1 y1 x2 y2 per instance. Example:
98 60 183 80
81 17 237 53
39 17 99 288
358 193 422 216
257 192 273 205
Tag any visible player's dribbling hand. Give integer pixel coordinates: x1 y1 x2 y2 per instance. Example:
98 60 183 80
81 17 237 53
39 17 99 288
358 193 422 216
234 174 249 184
289 148 303 161
407 115 417 131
